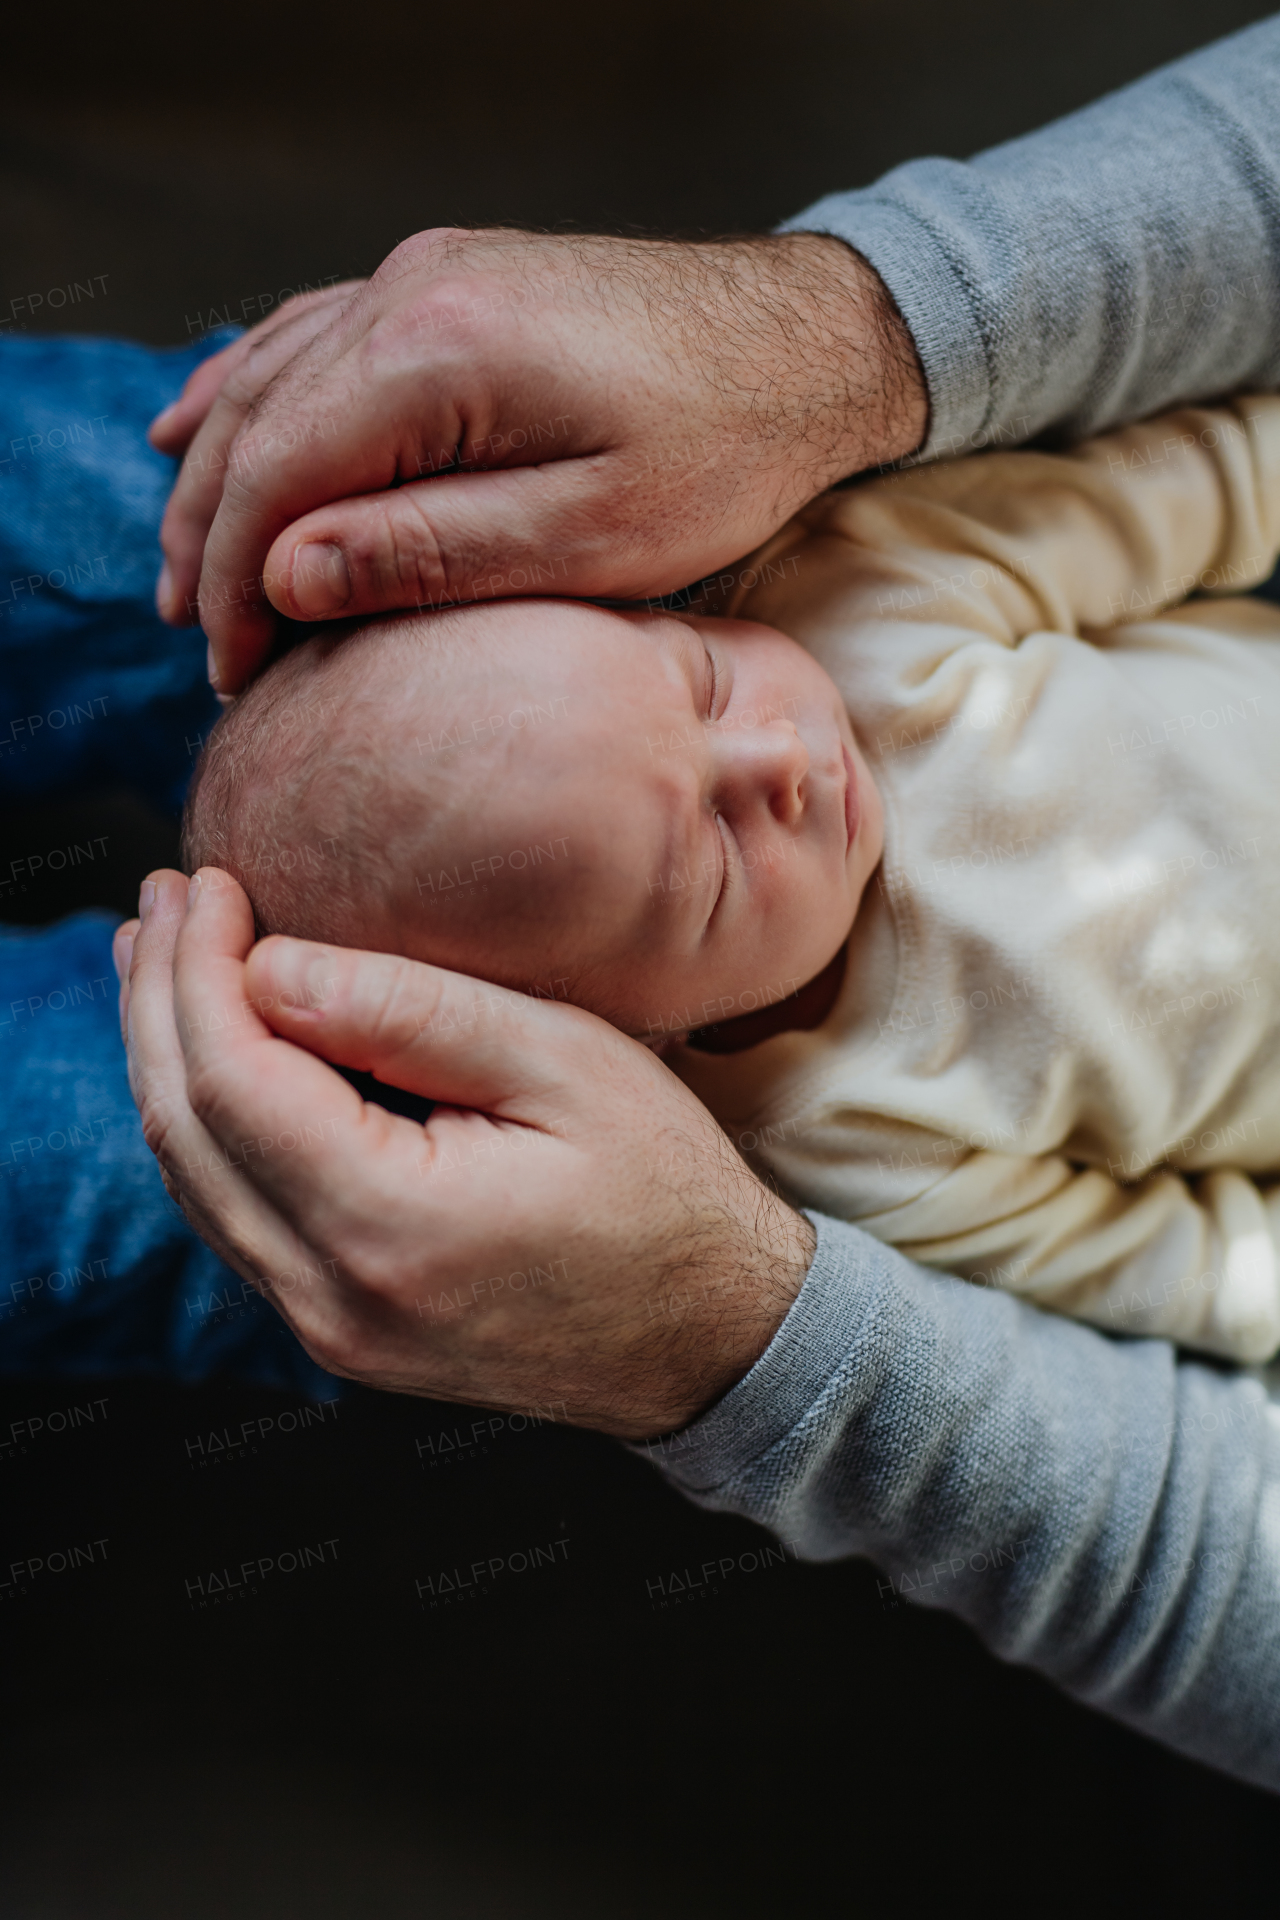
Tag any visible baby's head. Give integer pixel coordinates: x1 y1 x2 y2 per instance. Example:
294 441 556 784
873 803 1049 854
182 600 883 1039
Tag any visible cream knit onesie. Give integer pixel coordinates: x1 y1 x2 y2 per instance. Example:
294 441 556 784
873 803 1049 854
674 396 1280 1361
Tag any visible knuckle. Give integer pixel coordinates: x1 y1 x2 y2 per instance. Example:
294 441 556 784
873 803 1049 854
295 1314 378 1382
220 362 261 408
382 227 473 277
273 1287 354 1372
357 960 422 1054
322 1220 414 1316
348 1242 412 1304
134 1081 197 1190
403 275 503 348
291 1323 350 1378
136 1089 175 1164
388 496 449 603
184 1058 234 1135
219 458 261 511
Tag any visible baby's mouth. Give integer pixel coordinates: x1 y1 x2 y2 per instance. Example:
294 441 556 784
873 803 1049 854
841 745 860 850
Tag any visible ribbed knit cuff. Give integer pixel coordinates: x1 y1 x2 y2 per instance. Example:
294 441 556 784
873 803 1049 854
629 1210 879 1496
777 182 992 464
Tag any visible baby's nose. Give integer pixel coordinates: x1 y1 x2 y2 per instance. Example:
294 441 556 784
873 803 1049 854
724 719 809 824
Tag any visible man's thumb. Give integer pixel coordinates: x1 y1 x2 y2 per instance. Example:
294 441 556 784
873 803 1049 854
261 461 635 621
245 935 602 1115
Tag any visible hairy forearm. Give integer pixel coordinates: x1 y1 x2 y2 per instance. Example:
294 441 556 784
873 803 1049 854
644 232 928 499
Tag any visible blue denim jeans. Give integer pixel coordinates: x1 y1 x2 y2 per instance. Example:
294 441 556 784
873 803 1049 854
0 331 334 1395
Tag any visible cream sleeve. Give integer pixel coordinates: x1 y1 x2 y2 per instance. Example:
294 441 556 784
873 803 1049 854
726 397 1280 1362
727 395 1280 663
840 1142 1280 1365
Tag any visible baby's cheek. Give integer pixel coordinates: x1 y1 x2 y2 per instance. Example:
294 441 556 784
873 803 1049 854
759 856 855 990
679 911 803 1026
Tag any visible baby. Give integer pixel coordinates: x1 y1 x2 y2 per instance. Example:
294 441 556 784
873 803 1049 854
185 395 1280 1364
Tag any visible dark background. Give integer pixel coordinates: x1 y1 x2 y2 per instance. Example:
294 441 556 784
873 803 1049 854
3 1 1280 1911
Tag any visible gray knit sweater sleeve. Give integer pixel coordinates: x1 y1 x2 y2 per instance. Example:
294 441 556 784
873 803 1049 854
642 1215 1280 1793
779 15 1280 461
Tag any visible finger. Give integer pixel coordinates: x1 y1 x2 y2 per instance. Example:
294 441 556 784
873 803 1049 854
244 932 634 1116
156 294 362 633
148 283 363 456
259 458 671 625
124 871 230 1169
195 291 593 687
147 335 249 457
157 387 270 629
113 917 139 976
113 917 139 1047
131 870 355 1301
173 871 442 1240
234 933 726 1290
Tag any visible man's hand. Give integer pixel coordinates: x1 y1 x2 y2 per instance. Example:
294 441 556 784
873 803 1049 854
160 228 926 693
116 869 814 1438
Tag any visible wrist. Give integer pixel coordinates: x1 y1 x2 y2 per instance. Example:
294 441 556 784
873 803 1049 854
756 231 928 486
613 1187 816 1444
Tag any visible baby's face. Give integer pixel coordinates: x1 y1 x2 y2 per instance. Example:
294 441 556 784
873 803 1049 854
393 599 883 1037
